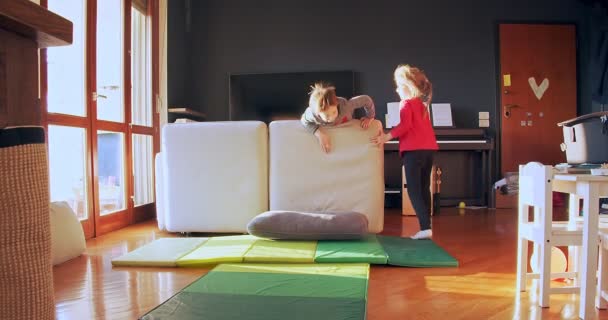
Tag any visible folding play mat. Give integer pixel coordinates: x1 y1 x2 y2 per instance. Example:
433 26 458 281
112 234 458 268
125 235 457 319
140 263 370 320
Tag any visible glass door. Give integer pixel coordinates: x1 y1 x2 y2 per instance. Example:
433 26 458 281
46 0 94 238
44 0 159 238
93 0 130 235
130 2 156 221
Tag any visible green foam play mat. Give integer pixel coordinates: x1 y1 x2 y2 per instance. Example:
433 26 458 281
140 263 369 320
314 235 388 264
376 235 459 267
112 234 458 268
111 237 208 267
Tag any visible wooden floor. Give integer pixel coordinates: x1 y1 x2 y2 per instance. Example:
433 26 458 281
54 208 608 320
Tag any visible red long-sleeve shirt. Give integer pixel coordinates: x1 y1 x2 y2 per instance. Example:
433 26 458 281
389 98 438 153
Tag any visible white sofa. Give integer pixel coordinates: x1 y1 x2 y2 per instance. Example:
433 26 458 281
156 120 385 233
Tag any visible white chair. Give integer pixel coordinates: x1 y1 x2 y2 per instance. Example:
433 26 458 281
516 162 582 307
596 228 608 309
567 195 608 292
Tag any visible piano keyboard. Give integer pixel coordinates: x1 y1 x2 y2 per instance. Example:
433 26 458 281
386 140 488 144
383 127 495 207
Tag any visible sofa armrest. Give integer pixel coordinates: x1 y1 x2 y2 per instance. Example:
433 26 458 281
155 152 166 231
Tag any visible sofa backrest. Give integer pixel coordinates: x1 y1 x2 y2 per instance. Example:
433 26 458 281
160 121 269 232
268 120 385 233
157 120 385 233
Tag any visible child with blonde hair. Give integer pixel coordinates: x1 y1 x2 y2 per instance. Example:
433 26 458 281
371 64 438 239
301 82 375 153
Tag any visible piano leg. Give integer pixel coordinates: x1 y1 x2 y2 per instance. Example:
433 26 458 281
481 150 487 207
486 147 495 208
433 167 441 215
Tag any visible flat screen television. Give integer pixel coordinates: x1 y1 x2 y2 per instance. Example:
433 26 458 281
229 71 355 123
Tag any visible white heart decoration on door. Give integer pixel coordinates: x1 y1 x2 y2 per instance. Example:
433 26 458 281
528 77 549 100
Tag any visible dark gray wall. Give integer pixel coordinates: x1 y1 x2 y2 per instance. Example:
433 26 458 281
167 0 188 108
169 0 596 131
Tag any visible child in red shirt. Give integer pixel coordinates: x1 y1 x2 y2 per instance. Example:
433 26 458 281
372 65 438 239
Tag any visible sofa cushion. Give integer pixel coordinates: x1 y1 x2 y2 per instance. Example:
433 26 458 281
155 153 166 231
268 120 384 233
161 121 268 232
247 211 369 240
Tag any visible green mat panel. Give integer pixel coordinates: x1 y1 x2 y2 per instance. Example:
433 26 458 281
176 235 257 267
111 237 208 267
141 263 368 320
185 264 368 299
314 235 388 264
140 292 366 320
114 234 458 269
377 235 458 267
213 263 369 277
244 239 317 263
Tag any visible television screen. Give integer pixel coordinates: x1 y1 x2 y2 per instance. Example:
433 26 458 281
229 71 355 123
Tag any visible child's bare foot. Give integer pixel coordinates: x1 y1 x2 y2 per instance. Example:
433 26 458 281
411 229 432 240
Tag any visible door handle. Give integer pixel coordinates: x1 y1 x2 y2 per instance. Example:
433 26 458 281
504 104 519 118
92 92 107 101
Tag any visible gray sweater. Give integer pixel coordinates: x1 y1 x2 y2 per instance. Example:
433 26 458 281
300 95 376 133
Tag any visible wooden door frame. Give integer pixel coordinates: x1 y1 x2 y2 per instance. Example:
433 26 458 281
40 0 97 239
493 21 581 179
94 0 133 235
131 0 160 224
88 0 133 237
40 0 160 238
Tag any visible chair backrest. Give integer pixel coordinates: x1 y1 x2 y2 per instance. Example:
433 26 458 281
519 162 553 212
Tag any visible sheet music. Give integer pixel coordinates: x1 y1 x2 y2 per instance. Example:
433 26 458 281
386 102 400 128
431 103 453 127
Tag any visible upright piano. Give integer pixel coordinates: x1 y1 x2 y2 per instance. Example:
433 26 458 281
384 128 495 208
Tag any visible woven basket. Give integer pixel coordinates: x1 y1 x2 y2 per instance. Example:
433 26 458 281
0 127 54 320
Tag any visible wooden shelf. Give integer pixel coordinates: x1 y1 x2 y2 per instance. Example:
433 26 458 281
0 0 73 48
168 108 206 120
0 0 72 128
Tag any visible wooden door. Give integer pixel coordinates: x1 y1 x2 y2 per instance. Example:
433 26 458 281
43 0 159 238
499 24 577 174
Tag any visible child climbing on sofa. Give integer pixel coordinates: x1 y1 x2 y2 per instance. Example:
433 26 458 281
301 82 376 153
371 64 438 240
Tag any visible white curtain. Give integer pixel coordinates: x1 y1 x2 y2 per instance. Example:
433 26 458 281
158 0 168 140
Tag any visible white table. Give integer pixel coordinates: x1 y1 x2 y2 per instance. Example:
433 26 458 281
552 174 608 319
